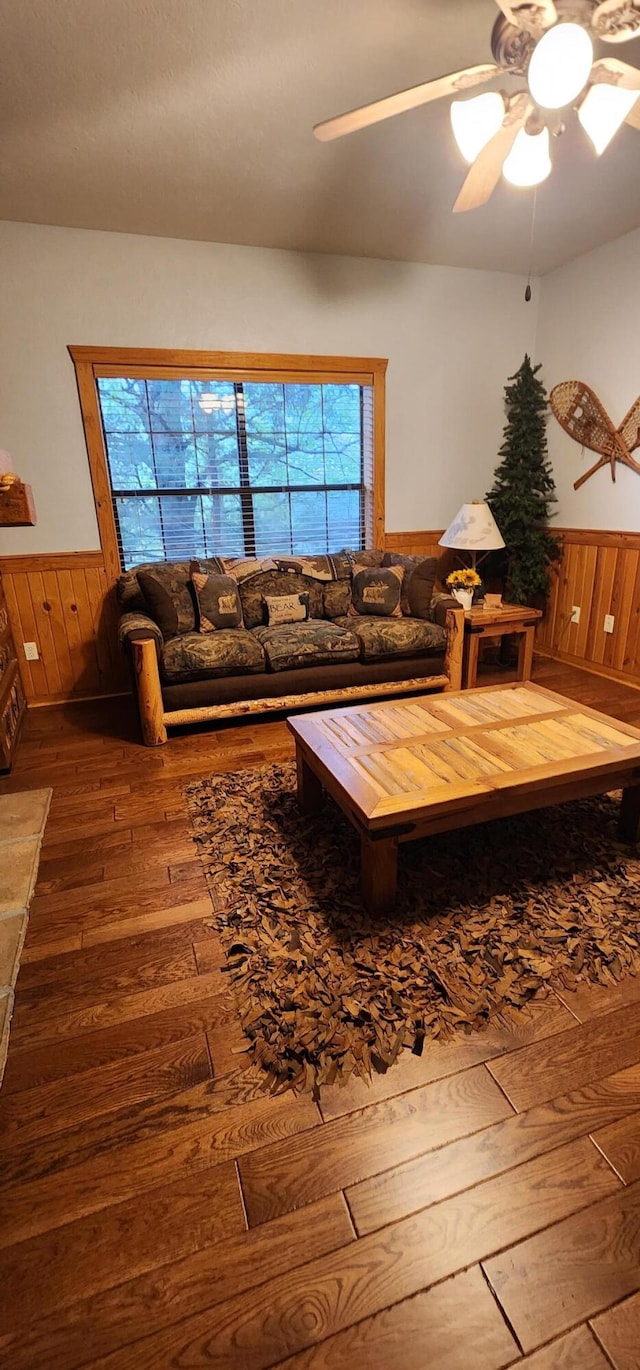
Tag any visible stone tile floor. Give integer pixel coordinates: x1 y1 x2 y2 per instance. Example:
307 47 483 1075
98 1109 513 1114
0 788 51 1079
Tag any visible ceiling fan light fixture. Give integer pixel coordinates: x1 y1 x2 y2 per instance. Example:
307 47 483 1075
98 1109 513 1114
503 125 552 187
578 82 640 154
450 91 506 163
528 23 594 110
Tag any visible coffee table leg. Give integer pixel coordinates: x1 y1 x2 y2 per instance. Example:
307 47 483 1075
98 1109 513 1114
361 833 398 916
619 784 640 842
296 746 323 815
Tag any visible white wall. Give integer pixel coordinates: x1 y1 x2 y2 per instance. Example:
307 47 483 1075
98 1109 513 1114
0 220 537 555
538 225 640 531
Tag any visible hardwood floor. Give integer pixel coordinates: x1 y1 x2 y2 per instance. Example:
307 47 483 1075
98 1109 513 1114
2 657 640 1368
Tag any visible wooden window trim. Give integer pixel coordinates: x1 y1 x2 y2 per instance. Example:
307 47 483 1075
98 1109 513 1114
69 346 387 579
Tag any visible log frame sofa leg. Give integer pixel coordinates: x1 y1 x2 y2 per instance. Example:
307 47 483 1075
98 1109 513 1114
131 637 167 746
444 606 464 692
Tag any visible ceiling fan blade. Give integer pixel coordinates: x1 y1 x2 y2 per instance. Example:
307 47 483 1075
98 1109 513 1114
494 1 557 34
592 0 640 44
313 64 500 141
591 56 640 89
453 94 530 213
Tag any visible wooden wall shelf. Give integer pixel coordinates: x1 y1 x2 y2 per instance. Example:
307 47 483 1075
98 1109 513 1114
0 481 36 527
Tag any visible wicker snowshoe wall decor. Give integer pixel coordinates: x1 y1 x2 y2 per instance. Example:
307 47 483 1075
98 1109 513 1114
550 380 640 491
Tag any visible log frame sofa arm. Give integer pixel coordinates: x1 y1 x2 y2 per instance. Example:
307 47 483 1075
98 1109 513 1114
130 637 168 746
430 592 461 629
118 611 163 659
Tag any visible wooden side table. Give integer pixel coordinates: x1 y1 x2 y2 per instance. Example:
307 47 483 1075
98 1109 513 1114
462 603 543 689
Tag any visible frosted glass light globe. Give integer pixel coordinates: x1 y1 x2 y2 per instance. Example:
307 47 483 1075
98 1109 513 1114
528 23 593 110
450 92 506 163
579 83 640 154
503 126 552 187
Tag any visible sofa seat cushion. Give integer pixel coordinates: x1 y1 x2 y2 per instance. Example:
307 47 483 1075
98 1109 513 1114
161 630 265 683
252 620 360 673
335 615 446 663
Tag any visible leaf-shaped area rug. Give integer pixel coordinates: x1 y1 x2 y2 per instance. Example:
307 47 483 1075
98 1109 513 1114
185 763 640 1097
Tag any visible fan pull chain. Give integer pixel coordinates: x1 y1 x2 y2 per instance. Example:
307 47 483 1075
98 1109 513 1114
525 189 538 303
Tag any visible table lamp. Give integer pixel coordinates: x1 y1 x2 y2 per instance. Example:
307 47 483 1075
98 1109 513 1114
439 500 505 570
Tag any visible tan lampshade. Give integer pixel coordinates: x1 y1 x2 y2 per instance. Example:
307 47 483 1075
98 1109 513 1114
439 500 505 552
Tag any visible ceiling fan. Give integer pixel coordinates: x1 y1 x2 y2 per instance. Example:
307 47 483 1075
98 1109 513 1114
313 1 640 211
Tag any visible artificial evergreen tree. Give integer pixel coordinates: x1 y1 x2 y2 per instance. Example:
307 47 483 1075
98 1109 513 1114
486 355 560 605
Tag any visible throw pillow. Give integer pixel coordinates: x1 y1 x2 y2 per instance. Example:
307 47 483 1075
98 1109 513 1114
190 567 243 633
264 592 310 626
350 565 404 618
137 568 196 639
383 553 438 619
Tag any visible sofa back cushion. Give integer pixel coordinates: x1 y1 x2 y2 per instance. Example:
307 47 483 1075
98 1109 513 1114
323 577 352 619
116 560 191 614
239 570 324 629
344 548 384 570
190 568 244 632
383 552 437 619
136 566 197 638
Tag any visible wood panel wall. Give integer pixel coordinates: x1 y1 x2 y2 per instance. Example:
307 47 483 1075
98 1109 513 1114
537 529 640 689
0 552 126 705
384 529 454 581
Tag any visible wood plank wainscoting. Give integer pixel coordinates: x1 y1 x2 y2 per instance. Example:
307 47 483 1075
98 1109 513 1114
536 528 640 691
0 552 126 705
387 527 640 693
3 526 638 706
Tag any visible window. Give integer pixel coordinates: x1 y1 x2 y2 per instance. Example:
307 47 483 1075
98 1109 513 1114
70 350 386 575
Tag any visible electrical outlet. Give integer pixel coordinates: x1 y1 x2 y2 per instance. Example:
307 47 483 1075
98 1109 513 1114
571 605 580 625
604 614 615 634
23 641 39 661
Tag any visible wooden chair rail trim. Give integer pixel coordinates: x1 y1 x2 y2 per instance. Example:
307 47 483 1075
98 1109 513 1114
554 527 640 550
384 530 445 549
0 551 105 575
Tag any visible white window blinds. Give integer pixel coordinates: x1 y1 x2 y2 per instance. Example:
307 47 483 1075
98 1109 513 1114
95 373 376 569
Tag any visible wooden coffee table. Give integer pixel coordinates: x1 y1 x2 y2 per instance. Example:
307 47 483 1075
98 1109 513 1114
288 682 640 915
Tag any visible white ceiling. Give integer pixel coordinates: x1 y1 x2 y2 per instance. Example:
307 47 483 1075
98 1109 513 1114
1 0 640 274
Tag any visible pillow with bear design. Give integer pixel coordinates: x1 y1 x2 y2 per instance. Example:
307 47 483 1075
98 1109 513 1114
190 567 244 632
349 564 404 618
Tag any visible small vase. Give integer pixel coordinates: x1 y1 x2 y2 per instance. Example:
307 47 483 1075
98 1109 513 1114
452 588 474 611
